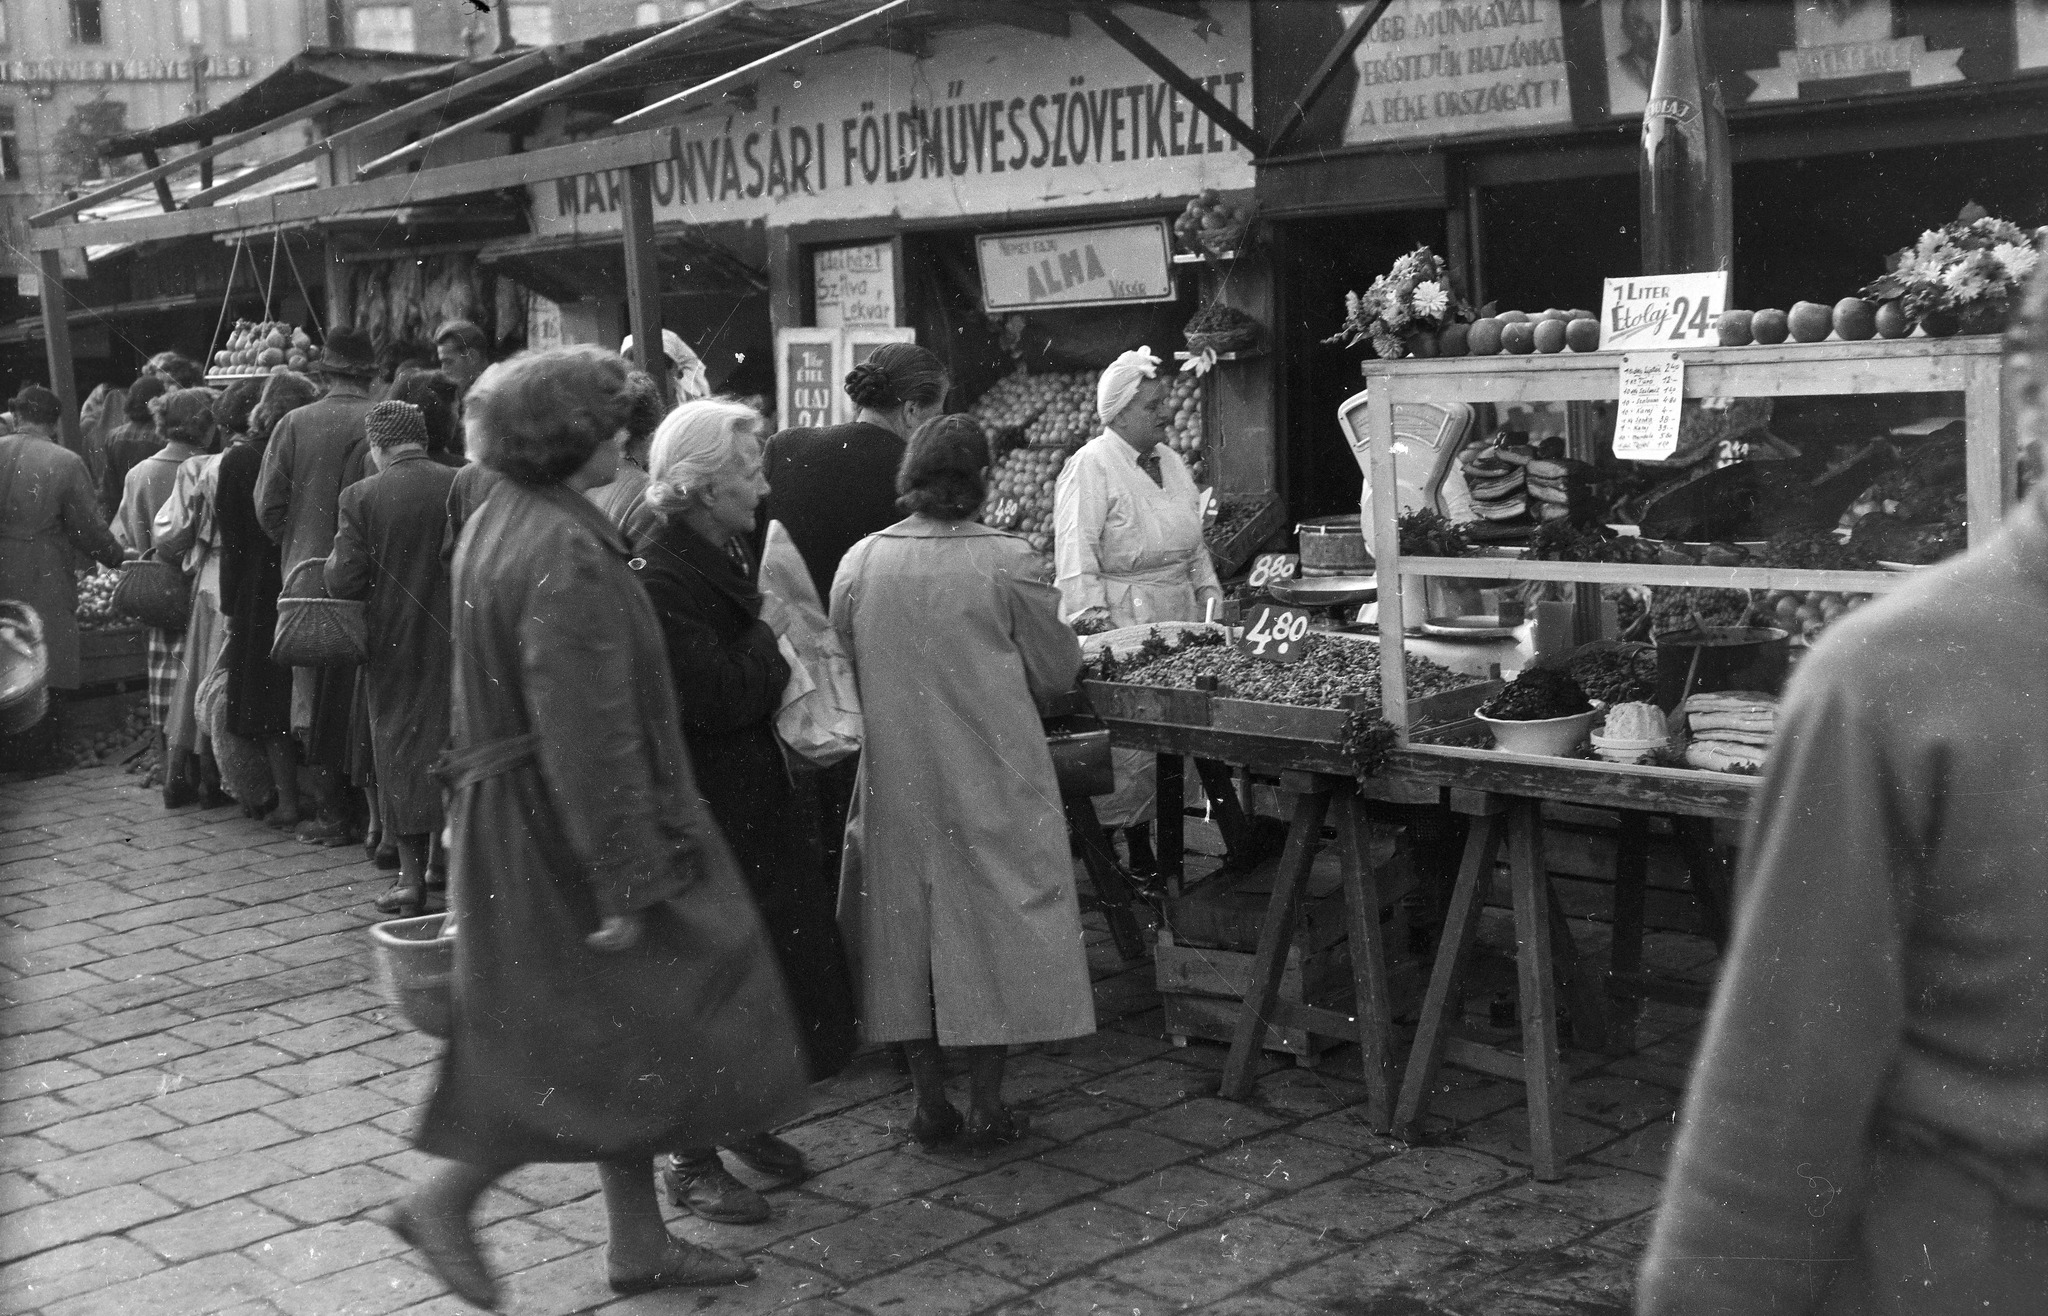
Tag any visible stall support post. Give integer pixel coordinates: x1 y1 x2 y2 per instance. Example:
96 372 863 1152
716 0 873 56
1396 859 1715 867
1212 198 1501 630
36 249 83 453
323 238 352 331
620 162 667 406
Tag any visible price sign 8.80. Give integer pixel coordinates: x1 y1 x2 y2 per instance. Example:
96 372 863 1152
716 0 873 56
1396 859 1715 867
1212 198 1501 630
1238 604 1310 664
1246 553 1299 590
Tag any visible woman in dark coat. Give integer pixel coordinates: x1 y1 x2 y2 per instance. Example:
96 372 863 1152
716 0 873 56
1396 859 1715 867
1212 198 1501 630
215 371 320 824
395 348 806 1309
634 398 858 1225
325 401 456 915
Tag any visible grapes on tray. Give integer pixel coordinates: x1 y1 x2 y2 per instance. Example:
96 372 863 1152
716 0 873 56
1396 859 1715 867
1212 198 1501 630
1107 630 1472 709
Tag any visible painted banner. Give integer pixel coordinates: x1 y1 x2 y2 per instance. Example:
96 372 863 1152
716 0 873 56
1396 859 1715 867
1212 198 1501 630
1340 0 1573 144
531 5 1253 239
977 220 1175 311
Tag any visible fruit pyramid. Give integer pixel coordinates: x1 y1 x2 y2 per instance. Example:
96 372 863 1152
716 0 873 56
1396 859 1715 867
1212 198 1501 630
982 445 1069 554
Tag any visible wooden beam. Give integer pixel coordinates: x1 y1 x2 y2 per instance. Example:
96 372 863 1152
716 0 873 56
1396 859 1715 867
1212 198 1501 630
34 128 676 252
186 49 551 208
30 84 368 227
36 252 82 453
138 148 177 212
969 0 1068 38
1074 0 1262 157
1264 0 1387 158
616 0 918 129
357 3 746 180
620 163 668 407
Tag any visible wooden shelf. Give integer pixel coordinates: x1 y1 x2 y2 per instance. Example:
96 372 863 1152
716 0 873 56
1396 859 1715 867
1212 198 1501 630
1175 349 1264 362
1393 556 1904 594
1173 250 1239 264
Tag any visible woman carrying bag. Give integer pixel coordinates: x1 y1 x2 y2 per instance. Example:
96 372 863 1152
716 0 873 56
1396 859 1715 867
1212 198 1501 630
394 348 806 1308
632 398 858 1226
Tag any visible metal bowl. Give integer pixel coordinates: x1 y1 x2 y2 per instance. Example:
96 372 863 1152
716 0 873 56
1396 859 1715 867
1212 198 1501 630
1268 575 1379 608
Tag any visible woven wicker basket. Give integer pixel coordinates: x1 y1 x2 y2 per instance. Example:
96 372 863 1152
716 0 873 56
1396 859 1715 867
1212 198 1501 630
370 912 454 1038
111 556 191 631
0 602 50 738
271 558 367 668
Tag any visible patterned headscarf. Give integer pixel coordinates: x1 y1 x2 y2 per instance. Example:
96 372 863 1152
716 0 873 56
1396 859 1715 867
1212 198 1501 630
365 400 427 450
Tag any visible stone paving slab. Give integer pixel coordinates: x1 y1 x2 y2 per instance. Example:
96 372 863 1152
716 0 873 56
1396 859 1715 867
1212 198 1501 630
0 761 1708 1315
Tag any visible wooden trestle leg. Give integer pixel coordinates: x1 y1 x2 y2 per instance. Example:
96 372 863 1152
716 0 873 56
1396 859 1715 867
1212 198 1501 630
1064 793 1149 964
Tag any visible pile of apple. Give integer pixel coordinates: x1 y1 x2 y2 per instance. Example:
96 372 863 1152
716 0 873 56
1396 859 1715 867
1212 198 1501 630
1712 299 1904 346
982 444 1069 554
1433 309 1601 356
211 320 314 376
968 369 1100 448
1166 371 1202 462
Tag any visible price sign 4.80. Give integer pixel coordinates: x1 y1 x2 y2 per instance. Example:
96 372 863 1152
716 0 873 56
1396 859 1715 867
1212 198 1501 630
1238 605 1310 664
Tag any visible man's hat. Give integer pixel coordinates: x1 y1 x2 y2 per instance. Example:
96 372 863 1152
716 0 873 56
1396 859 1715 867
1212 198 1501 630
312 328 378 377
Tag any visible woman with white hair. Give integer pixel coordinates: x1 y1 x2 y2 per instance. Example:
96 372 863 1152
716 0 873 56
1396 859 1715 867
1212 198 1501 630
632 399 858 1225
1051 347 1223 869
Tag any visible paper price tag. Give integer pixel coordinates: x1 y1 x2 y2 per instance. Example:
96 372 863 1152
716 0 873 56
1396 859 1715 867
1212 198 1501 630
1597 271 1729 350
1612 353 1687 462
1246 553 1299 589
1237 605 1310 664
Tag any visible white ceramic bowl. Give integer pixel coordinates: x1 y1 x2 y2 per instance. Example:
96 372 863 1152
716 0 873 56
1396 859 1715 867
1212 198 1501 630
1476 709 1596 757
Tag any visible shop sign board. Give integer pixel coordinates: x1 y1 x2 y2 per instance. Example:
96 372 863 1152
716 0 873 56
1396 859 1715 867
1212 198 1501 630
1596 271 1727 350
1338 0 1574 145
977 220 1175 312
526 295 563 352
814 243 896 329
531 6 1252 239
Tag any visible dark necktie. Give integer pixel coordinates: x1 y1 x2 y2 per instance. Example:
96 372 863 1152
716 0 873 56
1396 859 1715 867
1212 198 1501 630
1137 450 1163 486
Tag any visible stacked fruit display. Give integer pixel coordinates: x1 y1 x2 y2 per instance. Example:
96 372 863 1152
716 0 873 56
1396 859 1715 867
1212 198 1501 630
982 445 1069 553
74 566 128 631
210 320 314 379
967 370 1101 448
1165 371 1202 465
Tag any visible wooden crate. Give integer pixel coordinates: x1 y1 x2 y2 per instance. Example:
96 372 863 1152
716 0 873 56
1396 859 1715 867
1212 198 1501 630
1206 497 1287 577
1158 930 1351 1060
77 626 149 688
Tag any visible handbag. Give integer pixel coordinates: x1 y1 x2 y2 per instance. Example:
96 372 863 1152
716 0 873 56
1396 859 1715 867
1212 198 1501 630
111 552 191 631
271 557 367 667
757 521 862 768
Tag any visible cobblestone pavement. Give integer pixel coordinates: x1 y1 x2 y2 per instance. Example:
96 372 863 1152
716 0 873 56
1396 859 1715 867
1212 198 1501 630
0 761 1707 1315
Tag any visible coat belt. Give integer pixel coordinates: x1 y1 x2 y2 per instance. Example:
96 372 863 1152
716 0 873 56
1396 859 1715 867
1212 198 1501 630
434 732 539 792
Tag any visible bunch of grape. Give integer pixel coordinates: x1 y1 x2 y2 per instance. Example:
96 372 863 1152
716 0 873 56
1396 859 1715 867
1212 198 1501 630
75 566 125 630
1115 632 1472 709
982 445 1069 553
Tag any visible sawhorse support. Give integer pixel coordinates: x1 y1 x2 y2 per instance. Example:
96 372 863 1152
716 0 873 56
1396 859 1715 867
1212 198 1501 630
1218 771 1400 1131
1393 791 1607 1181
1064 792 1149 964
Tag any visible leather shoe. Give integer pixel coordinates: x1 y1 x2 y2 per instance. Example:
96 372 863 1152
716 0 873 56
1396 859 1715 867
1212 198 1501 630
387 1197 499 1310
906 1104 964 1148
607 1239 754 1293
725 1132 806 1181
662 1155 770 1224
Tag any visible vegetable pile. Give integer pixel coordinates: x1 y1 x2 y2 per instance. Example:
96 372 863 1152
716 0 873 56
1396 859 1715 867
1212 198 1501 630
75 566 128 631
1104 631 1471 709
1569 645 1658 705
1397 508 1470 558
1528 520 1658 564
1479 669 1591 721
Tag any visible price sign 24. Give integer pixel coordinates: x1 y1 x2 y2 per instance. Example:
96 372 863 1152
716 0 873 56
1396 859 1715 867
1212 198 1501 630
1239 604 1310 664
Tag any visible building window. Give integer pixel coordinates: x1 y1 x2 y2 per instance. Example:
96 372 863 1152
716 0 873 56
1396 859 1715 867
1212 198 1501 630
634 2 661 26
69 0 103 44
226 0 249 40
178 0 201 43
353 4 415 51
507 3 552 46
0 109 18 181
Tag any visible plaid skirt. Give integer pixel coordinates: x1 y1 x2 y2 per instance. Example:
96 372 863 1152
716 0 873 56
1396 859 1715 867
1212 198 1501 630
146 629 186 730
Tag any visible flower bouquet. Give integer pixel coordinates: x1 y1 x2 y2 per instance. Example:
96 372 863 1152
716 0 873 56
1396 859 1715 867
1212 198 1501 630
1861 202 2044 336
1324 246 1474 360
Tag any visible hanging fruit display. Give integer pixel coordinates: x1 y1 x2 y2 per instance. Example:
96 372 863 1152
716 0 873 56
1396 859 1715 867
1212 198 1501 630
209 320 314 380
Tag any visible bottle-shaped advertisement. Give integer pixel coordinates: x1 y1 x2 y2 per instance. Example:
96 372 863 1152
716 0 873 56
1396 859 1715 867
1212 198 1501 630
1639 0 1733 275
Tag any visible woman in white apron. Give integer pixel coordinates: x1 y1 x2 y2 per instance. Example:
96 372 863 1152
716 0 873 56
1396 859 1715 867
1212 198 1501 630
1053 347 1222 870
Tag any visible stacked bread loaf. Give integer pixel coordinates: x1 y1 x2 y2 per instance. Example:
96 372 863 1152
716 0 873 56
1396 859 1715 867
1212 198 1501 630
1463 443 1533 524
1679 691 1776 773
1525 457 1595 522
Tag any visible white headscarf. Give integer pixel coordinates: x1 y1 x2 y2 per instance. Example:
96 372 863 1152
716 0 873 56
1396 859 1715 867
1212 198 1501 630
1096 346 1162 425
621 328 712 403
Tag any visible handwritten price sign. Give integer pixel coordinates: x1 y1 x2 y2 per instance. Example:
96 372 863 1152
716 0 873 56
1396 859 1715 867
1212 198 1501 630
1238 605 1310 664
1246 553 1299 590
1597 271 1729 350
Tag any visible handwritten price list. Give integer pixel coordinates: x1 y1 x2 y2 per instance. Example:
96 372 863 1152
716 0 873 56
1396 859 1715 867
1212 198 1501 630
1611 353 1686 462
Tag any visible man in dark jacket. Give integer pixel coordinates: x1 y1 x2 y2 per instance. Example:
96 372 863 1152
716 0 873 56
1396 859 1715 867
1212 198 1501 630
255 328 378 844
326 401 455 915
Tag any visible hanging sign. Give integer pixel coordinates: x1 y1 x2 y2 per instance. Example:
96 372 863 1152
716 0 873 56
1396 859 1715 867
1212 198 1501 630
1597 271 1728 349
1611 353 1687 462
1339 0 1574 145
777 329 840 431
977 220 1175 312
814 243 896 328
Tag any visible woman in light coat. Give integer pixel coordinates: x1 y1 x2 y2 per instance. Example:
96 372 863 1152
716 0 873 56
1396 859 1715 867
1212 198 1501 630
833 414 1093 1149
1052 347 1222 869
